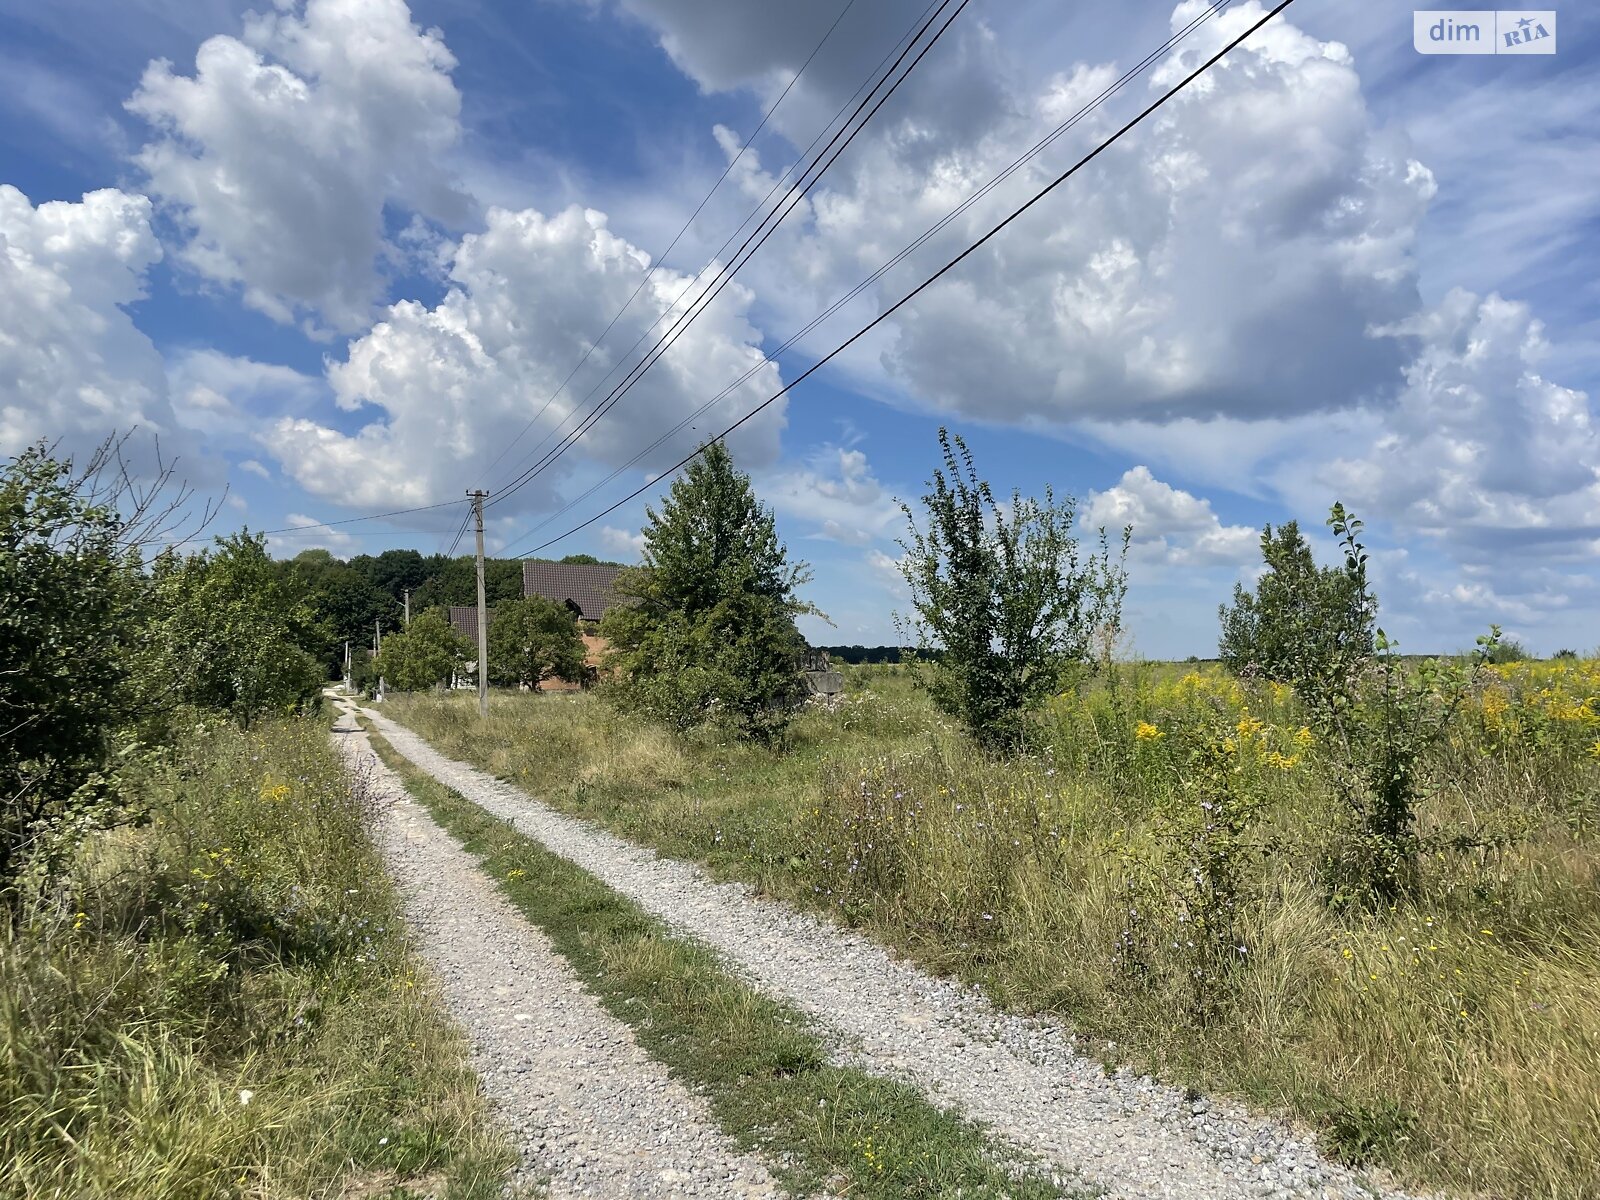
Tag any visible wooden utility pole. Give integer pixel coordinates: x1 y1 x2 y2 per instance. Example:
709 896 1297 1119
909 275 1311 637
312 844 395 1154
403 588 411 627
470 489 489 720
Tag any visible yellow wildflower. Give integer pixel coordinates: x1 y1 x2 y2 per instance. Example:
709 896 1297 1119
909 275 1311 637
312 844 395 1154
1134 721 1163 742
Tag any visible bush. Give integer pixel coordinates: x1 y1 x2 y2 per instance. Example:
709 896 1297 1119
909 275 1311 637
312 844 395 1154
895 428 1126 754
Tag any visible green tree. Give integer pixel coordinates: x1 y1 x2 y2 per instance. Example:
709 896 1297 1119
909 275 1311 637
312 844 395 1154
896 429 1127 754
149 534 323 726
487 596 587 688
601 442 816 741
0 447 132 886
1217 519 1374 688
375 609 469 692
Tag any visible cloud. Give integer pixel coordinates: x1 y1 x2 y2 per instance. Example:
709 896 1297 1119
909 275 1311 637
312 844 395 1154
1084 465 1258 566
762 443 901 545
128 0 470 333
0 185 204 475
599 525 646 560
1295 288 1600 560
266 203 785 514
239 458 272 480
268 512 357 555
168 349 320 444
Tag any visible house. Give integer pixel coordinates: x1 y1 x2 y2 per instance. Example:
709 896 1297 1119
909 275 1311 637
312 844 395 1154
521 560 626 690
446 604 492 647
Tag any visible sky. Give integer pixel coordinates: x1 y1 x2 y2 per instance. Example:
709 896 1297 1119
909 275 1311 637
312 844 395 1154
3 0 1597 657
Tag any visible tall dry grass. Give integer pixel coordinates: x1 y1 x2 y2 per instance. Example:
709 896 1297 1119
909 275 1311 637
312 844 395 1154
1 715 511 1199
386 661 1600 1199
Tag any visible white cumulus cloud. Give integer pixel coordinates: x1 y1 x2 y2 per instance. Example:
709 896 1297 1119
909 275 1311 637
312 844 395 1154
128 0 470 334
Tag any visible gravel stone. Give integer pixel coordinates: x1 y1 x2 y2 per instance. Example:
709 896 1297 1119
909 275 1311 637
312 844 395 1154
332 702 782 1199
360 701 1437 1200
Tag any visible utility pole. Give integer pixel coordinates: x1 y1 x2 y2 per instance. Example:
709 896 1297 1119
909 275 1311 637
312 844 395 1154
344 639 351 690
403 588 411 627
470 489 489 720
374 618 381 657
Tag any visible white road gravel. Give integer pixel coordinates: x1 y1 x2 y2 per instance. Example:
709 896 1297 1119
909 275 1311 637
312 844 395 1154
331 700 783 1199
359 699 1430 1200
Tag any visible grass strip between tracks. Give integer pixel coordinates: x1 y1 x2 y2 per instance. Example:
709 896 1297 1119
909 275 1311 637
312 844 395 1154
358 717 1082 1200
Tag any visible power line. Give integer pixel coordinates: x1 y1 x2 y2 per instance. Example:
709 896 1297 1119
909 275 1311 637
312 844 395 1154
484 0 967 511
172 498 468 547
478 0 862 487
481 0 942 502
497 0 1234 555
511 0 1298 559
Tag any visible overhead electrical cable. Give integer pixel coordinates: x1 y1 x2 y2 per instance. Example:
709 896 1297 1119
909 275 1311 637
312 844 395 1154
479 0 862 486
510 0 1297 558
483 0 968 510
498 0 1233 554
171 498 468 548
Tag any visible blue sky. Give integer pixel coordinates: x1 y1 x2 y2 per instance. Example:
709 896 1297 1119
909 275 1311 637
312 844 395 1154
3 0 1598 656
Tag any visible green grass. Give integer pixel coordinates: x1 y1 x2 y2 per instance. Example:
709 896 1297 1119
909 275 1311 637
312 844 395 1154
382 666 1600 1200
1 714 514 1200
357 717 1080 1200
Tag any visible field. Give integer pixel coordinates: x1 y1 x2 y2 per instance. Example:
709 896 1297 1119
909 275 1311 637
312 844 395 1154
1 715 511 1199
386 658 1600 1200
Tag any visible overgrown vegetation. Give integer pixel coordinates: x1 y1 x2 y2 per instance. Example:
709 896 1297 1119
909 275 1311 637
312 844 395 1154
1 441 510 1195
1 716 512 1198
361 720 1078 1200
601 441 818 742
389 656 1600 1197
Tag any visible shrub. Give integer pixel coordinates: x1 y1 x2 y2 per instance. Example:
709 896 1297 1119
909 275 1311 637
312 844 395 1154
895 428 1126 754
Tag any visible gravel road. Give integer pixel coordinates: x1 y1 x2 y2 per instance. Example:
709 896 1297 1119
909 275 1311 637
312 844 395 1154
331 700 783 1199
359 700 1427 1200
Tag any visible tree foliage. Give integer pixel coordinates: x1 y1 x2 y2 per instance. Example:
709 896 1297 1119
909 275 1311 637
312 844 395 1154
487 596 587 689
896 429 1127 754
601 442 816 742
375 610 469 692
1217 519 1374 688
147 534 323 726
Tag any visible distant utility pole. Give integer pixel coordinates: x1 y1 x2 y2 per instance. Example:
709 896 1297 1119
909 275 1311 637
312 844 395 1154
344 639 351 689
403 588 411 627
374 618 381 657
470 489 489 720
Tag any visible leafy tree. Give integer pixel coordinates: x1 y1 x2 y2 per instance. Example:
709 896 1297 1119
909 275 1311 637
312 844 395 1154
487 596 587 688
602 442 816 741
1217 519 1374 688
1 437 220 888
411 556 522 609
1 448 132 886
375 609 469 692
896 429 1127 754
349 548 427 603
148 533 323 726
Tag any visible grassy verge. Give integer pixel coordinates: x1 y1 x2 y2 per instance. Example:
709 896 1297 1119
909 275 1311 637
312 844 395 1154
1 713 514 1199
357 717 1079 1200
383 670 1600 1200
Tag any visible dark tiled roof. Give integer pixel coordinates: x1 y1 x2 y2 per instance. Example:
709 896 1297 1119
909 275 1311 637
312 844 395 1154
447 605 494 645
522 561 623 621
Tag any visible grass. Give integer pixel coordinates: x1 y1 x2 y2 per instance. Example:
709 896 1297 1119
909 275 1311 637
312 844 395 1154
383 661 1600 1200
0 713 514 1200
356 716 1082 1200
